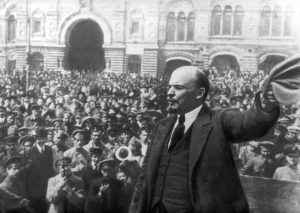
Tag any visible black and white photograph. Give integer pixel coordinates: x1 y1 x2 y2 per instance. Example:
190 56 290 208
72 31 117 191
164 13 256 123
0 0 300 212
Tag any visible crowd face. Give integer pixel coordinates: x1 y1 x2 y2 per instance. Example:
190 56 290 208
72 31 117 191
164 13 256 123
58 162 72 177
139 130 149 143
7 164 21 178
91 154 102 165
91 132 101 144
101 166 115 180
24 141 33 153
260 147 271 158
73 133 85 149
286 155 299 167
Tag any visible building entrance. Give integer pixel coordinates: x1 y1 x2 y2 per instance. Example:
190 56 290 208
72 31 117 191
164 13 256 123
65 20 104 72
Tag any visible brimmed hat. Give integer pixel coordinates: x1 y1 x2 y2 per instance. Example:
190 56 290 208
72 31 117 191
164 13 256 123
258 141 274 149
99 158 117 168
283 144 300 158
55 157 72 167
89 147 103 156
4 156 22 168
71 129 86 138
18 135 35 144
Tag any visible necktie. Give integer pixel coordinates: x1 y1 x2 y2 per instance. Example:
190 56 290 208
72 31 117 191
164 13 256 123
169 114 185 149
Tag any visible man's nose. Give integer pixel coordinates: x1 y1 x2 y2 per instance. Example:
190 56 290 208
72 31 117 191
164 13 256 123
167 87 174 96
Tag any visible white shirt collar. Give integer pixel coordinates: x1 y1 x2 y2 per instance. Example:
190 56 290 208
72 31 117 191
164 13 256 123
182 105 203 132
36 144 45 153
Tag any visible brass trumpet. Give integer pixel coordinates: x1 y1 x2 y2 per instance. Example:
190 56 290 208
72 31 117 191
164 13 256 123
114 146 132 162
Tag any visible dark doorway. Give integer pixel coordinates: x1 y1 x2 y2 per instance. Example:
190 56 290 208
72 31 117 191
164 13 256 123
211 55 240 73
164 59 191 81
259 55 286 74
128 55 141 74
30 52 44 71
65 20 105 72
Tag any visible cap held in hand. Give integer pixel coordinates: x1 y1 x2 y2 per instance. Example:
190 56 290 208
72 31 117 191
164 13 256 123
260 54 300 105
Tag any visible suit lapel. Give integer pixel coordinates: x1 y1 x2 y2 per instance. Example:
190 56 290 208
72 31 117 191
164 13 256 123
188 104 213 180
147 115 176 183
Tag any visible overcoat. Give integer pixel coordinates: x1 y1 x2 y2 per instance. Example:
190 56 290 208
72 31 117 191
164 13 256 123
130 95 280 213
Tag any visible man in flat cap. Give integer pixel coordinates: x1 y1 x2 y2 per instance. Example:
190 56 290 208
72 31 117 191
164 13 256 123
46 157 84 213
0 156 32 213
26 128 54 213
52 130 70 173
24 104 45 128
82 147 104 194
64 129 91 177
85 158 125 213
273 144 300 181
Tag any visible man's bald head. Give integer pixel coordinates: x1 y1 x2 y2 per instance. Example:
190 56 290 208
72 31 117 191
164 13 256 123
167 66 210 114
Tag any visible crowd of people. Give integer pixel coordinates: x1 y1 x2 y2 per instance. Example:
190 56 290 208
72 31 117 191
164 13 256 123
0 66 299 213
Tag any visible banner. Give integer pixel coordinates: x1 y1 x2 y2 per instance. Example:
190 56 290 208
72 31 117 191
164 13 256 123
240 175 300 213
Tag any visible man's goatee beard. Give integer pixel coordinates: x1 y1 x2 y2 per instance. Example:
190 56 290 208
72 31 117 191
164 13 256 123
167 106 178 114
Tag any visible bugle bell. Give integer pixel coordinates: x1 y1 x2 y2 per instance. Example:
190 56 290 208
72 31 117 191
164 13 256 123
114 146 132 162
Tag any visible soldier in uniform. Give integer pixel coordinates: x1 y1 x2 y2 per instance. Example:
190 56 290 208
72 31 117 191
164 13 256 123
0 156 32 213
273 144 300 181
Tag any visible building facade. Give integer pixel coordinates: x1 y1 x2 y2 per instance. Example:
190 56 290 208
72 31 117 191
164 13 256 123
0 0 300 77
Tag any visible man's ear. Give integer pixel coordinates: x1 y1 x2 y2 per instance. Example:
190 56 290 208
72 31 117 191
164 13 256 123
196 87 205 99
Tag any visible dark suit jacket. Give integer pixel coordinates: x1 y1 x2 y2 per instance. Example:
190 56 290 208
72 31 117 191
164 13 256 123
85 178 125 213
26 145 54 201
130 95 280 213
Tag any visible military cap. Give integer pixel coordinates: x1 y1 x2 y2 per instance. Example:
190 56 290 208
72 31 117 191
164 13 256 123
12 105 25 113
30 128 48 138
52 118 63 124
107 128 119 136
283 144 300 157
71 129 86 138
89 147 103 156
18 135 35 144
81 116 96 126
43 109 56 118
99 158 117 168
55 157 72 167
4 156 22 168
18 127 29 133
31 104 41 111
258 141 274 149
4 135 18 145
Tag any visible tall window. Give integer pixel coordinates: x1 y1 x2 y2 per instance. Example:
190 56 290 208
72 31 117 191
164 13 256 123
233 6 244 36
211 5 222 35
222 6 232 35
272 6 282 36
32 10 44 35
177 12 186 41
7 15 16 41
166 12 176 41
129 9 144 40
187 12 195 41
259 6 271 36
284 6 292 36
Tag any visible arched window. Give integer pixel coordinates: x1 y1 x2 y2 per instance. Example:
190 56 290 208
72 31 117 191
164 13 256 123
187 12 195 41
211 5 221 36
233 6 243 36
7 15 16 41
222 6 232 35
272 6 282 36
259 6 271 36
177 12 186 41
284 6 292 36
166 12 176 41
